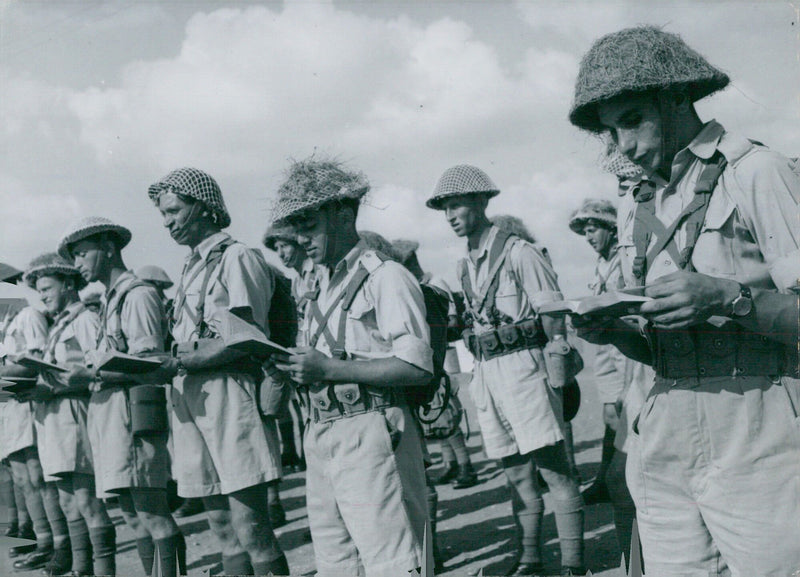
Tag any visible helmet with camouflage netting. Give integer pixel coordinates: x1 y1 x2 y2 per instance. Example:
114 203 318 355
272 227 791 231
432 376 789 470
569 26 730 132
426 165 499 210
271 157 369 226
147 167 231 228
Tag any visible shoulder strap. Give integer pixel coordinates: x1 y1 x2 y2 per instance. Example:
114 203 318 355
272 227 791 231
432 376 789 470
102 278 153 352
630 151 727 284
172 238 236 336
45 304 86 360
461 230 517 319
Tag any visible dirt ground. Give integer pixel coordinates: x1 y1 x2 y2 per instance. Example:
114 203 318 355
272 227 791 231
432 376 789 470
11 347 629 577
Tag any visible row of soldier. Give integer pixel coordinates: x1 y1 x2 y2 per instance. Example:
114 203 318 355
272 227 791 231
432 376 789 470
1 23 800 577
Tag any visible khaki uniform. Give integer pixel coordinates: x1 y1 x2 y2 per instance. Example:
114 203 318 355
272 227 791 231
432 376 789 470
35 303 97 482
303 242 432 577
88 271 170 498
618 121 800 576
0 306 48 460
170 232 281 497
463 226 564 459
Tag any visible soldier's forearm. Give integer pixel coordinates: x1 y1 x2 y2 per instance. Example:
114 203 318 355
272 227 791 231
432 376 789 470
177 338 248 372
323 356 431 389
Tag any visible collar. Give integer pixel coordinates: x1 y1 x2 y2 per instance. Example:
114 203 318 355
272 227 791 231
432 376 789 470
54 301 83 326
470 225 499 262
686 120 725 161
331 240 367 279
190 232 231 263
106 270 136 300
598 242 620 265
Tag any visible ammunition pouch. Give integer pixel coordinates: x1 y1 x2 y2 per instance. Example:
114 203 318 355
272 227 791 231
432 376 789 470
305 383 394 424
462 318 547 361
652 323 789 379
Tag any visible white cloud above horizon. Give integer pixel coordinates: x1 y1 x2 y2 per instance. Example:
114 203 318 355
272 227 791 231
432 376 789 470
2 1 799 294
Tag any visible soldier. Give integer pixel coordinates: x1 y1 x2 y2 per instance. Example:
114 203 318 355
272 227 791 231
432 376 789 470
569 25 800 575
136 265 174 306
391 238 479 490
427 165 585 576
270 157 433 577
262 225 310 473
568 198 640 567
0 263 73 573
147 167 289 576
20 253 117 576
59 216 186 577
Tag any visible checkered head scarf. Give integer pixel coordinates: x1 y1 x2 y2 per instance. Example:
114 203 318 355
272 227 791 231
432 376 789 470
147 167 231 229
271 158 370 226
599 138 644 181
426 165 500 210
23 253 87 290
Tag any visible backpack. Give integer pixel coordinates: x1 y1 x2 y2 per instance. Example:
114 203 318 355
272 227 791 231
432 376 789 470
306 251 448 415
171 238 298 346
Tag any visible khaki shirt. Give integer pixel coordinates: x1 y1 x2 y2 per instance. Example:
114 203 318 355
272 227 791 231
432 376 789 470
618 120 800 294
306 241 433 374
41 303 100 389
292 258 318 347
590 244 624 296
99 270 165 355
462 225 562 334
172 232 275 343
3 307 48 356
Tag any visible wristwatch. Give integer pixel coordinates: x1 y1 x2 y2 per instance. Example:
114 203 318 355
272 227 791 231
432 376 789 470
730 283 753 317
175 358 188 377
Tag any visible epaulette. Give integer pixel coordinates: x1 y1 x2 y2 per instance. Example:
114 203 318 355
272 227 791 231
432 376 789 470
358 250 389 274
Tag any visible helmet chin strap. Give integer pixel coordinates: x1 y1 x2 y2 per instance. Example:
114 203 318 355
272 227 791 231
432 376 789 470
656 89 682 181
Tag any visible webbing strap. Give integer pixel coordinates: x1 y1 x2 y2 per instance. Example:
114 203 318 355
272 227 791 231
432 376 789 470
44 304 86 362
98 278 150 351
308 265 371 356
631 151 727 283
460 230 516 318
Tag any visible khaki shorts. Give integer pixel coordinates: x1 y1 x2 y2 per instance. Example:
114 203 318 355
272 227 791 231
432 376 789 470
627 375 800 576
34 397 94 482
0 399 37 460
88 387 170 498
471 347 564 459
170 371 281 497
305 405 427 577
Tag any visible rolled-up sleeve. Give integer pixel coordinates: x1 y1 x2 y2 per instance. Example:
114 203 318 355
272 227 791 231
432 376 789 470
369 262 433 374
121 286 165 355
511 243 564 309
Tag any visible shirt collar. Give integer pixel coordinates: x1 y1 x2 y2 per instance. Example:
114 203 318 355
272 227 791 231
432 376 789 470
190 232 231 263
106 270 136 299
471 225 499 262
55 301 83 325
686 119 724 161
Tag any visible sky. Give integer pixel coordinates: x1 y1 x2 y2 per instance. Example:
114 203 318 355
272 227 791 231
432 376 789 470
2 0 799 297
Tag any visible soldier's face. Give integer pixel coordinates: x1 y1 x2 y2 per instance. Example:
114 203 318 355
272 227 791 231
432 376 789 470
35 276 71 315
274 239 303 270
597 93 663 177
441 195 485 237
157 192 207 247
290 210 330 266
71 238 110 283
583 222 615 256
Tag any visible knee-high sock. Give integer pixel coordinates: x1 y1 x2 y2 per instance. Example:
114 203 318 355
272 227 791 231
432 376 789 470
136 536 155 575
25 487 53 549
439 442 456 466
0 468 19 526
252 554 290 576
278 420 298 459
514 496 544 564
552 495 584 569
89 525 116 576
448 430 471 466
153 535 180 577
67 518 91 574
222 551 254 576
597 425 616 480
41 483 68 549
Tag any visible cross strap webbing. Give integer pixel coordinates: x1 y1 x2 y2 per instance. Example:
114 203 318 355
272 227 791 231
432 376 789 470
459 229 517 321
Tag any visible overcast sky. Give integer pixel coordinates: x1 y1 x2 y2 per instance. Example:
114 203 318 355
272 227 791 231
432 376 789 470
2 0 799 296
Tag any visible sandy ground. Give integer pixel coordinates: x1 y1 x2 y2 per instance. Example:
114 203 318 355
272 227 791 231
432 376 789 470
9 348 630 576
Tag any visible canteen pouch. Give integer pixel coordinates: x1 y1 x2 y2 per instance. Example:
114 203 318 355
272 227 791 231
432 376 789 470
543 339 571 388
257 369 289 417
129 385 169 436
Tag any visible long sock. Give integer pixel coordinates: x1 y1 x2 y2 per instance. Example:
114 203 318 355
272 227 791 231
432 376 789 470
136 536 156 575
553 495 584 569
27 490 54 550
252 554 290 576
89 525 116 576
41 484 69 549
516 497 544 564
449 430 471 466
154 535 179 577
67 518 92 574
278 420 297 459
0 467 19 527
564 422 579 478
440 441 456 466
222 551 254 576
15 480 32 530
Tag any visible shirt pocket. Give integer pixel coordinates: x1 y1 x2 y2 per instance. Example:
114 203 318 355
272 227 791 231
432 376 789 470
692 196 737 276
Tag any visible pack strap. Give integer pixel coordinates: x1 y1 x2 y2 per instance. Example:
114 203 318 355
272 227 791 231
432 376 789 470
44 304 86 361
97 278 151 351
308 264 372 357
460 229 516 318
631 151 727 283
172 238 235 336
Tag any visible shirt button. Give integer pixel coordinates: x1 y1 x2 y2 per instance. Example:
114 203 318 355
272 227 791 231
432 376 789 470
664 259 672 266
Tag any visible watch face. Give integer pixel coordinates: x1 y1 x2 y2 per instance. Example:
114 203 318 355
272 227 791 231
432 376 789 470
733 295 752 317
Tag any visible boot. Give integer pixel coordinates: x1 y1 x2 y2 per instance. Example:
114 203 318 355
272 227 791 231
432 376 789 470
5 520 19 538
13 547 53 570
41 542 72 576
172 498 204 518
561 566 588 576
452 463 478 489
506 560 546 576
433 461 458 485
